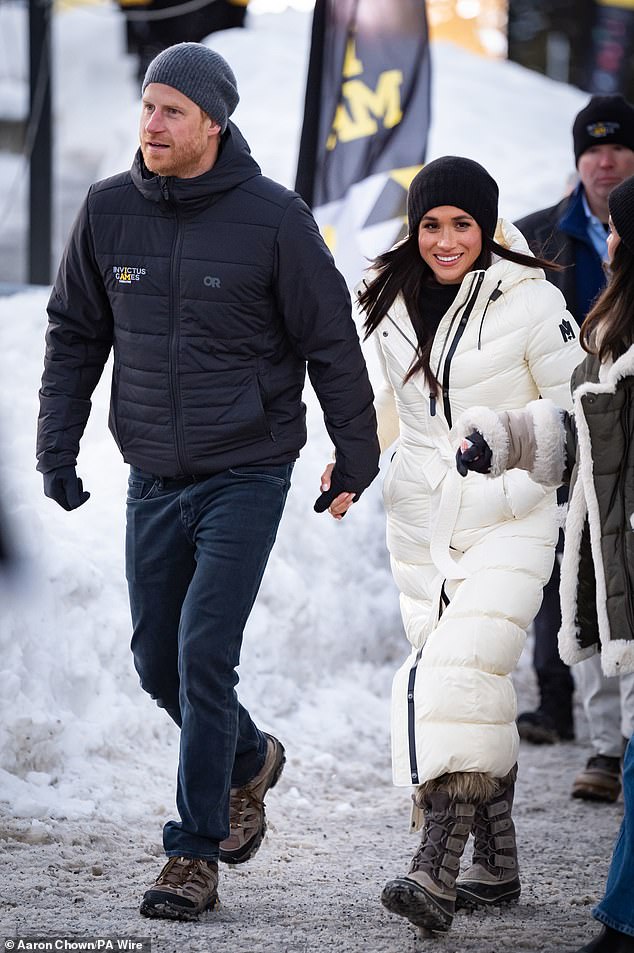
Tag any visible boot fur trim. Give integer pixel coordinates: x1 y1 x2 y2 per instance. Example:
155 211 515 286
415 767 517 807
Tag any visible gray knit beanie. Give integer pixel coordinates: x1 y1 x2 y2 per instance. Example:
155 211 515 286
142 42 239 133
407 156 499 239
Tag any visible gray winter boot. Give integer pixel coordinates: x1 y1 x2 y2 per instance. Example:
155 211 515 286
455 773 520 909
381 790 475 934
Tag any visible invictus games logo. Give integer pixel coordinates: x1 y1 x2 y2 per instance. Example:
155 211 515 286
587 120 621 140
113 265 146 283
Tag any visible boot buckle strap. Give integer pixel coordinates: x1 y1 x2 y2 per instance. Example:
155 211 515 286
443 850 461 870
493 853 517 869
490 817 512 834
487 799 510 818
409 798 426 834
456 804 477 820
494 834 516 850
438 867 457 887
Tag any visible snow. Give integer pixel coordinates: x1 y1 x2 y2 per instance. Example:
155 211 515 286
0 5 619 951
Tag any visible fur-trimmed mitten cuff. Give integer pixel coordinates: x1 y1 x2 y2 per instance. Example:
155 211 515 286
523 399 567 487
453 406 511 477
455 399 567 486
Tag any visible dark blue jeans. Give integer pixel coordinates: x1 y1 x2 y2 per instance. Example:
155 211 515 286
594 737 634 936
125 462 293 861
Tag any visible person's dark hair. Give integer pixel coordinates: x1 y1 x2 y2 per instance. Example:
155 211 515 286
358 232 561 390
580 240 634 361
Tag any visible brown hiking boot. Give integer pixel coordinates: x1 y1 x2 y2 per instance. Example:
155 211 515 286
456 773 521 909
381 791 475 934
140 856 218 921
572 755 621 803
219 733 285 865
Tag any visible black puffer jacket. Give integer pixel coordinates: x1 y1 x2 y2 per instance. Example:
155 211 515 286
37 123 379 491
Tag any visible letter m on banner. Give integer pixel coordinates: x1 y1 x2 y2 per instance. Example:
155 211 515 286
295 0 431 286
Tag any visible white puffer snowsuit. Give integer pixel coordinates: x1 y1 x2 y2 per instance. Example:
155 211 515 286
366 221 584 787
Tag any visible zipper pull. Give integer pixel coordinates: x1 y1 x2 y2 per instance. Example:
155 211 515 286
430 394 436 416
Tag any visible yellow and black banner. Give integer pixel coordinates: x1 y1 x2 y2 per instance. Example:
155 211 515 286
295 0 431 285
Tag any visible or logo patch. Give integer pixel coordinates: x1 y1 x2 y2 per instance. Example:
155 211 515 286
586 120 621 140
113 265 146 283
559 319 576 343
204 276 221 288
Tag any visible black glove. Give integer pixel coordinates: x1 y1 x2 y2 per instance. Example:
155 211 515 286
43 466 91 511
313 467 357 514
455 431 493 478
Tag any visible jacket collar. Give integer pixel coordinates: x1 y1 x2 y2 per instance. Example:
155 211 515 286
573 343 634 399
558 183 596 247
130 121 261 208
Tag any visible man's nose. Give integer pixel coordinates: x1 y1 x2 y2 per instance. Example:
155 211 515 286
145 109 163 132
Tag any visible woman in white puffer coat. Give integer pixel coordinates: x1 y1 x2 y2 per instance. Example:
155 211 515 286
322 157 583 936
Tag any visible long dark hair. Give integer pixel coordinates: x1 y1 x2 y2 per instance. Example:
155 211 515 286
357 231 561 390
580 240 634 362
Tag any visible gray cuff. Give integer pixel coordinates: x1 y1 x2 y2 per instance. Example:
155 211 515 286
525 399 567 487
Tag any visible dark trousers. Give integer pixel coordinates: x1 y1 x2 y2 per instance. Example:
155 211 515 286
125 462 293 860
532 530 574 726
594 738 634 934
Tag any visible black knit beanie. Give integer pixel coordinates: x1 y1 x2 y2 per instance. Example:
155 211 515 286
608 175 634 253
142 42 239 133
573 94 634 165
407 156 499 239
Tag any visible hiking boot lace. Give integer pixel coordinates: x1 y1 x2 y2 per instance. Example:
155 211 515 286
410 807 452 872
156 857 216 896
229 789 263 831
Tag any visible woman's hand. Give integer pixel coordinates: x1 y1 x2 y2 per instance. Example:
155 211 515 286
455 431 493 477
316 463 356 519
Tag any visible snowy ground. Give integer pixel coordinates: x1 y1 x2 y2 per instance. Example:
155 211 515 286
0 4 620 952
1 672 622 953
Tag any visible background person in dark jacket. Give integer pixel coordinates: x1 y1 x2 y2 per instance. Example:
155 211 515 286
36 42 380 922
514 94 634 804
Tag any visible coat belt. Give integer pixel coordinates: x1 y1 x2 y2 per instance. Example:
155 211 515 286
429 467 469 581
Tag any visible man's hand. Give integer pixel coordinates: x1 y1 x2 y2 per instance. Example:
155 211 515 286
314 463 356 519
455 431 493 478
43 466 91 511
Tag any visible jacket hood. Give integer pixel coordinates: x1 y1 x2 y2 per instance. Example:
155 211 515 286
490 217 545 284
446 218 545 308
131 120 261 207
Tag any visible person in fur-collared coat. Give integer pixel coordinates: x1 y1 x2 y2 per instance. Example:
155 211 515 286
320 156 583 936
456 175 634 953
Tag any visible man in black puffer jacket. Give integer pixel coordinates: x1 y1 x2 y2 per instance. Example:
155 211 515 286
36 42 379 921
